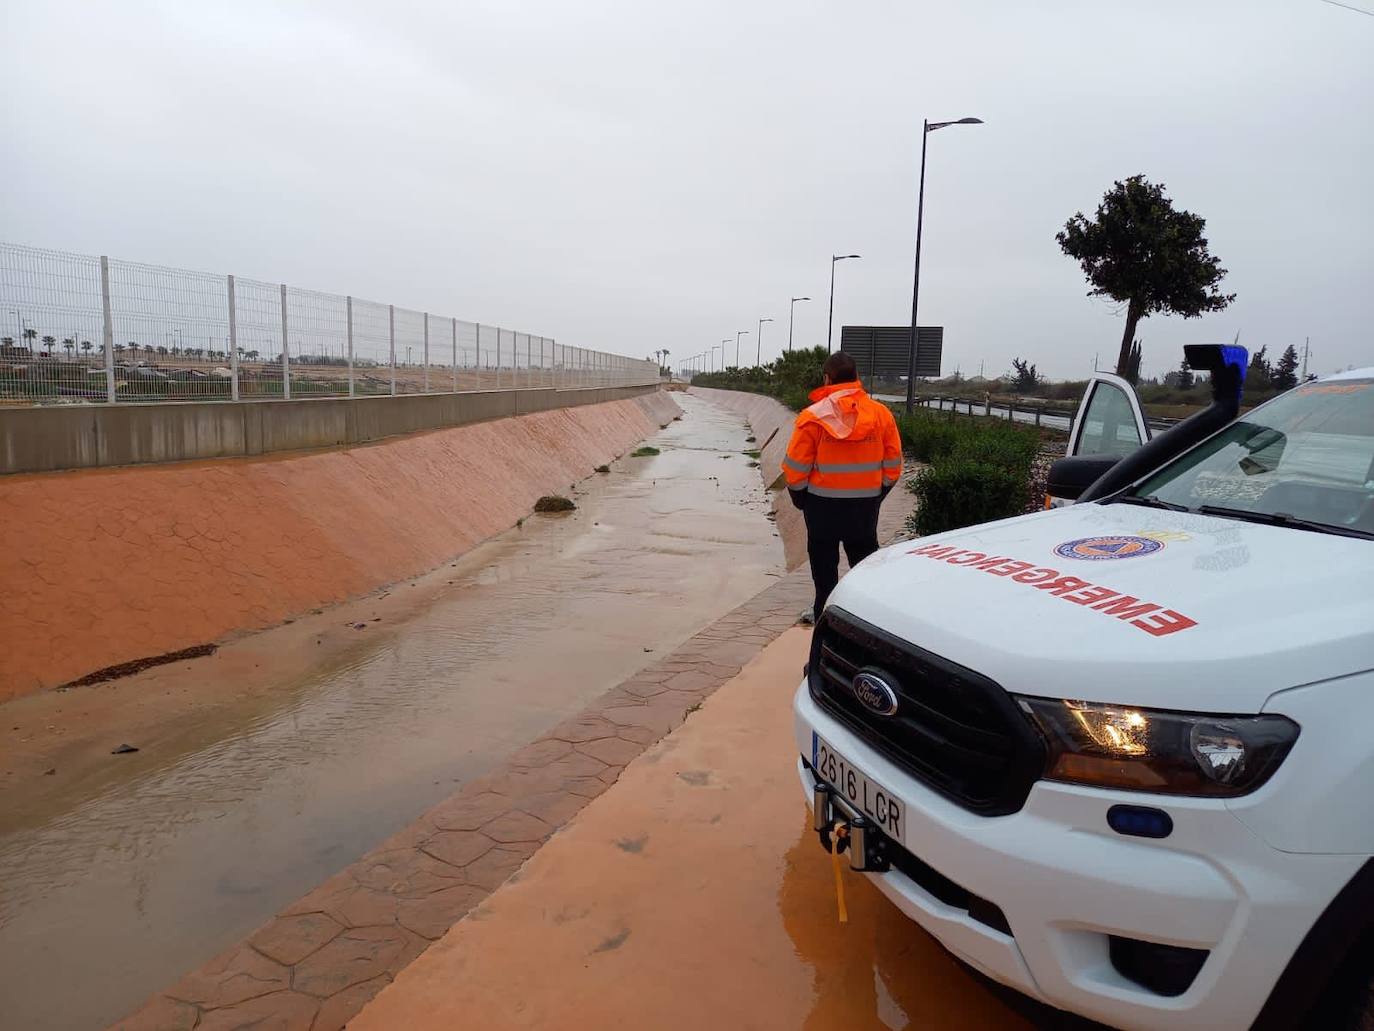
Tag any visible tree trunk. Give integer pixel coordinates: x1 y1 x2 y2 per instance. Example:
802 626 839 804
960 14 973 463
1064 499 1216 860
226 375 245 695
1116 301 1143 378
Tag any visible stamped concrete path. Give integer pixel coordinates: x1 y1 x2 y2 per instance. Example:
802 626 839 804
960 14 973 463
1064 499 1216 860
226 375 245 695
115 488 915 1031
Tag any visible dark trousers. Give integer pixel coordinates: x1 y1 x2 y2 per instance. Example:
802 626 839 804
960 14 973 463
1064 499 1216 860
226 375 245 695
803 495 881 615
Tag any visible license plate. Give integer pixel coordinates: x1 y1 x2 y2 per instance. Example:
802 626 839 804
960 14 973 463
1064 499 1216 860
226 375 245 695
812 731 905 843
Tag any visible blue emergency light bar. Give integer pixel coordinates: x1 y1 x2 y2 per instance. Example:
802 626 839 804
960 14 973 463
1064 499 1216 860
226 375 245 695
1184 344 1249 403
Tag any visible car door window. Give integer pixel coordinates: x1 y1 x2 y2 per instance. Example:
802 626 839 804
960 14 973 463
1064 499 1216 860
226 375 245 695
1076 381 1144 458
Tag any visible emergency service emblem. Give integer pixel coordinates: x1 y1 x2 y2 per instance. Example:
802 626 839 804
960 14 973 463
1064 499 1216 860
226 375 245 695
1054 535 1165 561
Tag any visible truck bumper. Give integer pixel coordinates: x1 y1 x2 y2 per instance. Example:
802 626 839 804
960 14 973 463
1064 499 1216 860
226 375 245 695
794 681 1364 1031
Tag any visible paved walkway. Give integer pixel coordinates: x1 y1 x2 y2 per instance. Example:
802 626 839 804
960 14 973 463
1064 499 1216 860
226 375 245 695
115 574 813 1031
115 471 917 1031
351 631 1031 1030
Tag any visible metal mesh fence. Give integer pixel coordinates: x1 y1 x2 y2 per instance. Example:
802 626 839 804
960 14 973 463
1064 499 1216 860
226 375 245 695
0 241 660 405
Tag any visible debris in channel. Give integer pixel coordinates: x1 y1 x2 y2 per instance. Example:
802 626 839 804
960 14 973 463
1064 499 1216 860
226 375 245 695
534 495 577 513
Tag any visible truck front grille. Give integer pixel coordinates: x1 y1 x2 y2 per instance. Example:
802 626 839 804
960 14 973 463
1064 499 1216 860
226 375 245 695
809 607 1044 816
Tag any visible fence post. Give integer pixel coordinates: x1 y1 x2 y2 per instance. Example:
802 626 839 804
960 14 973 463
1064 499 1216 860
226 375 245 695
475 323 481 388
227 274 239 401
423 312 430 393
1035 407 1042 427
100 255 115 403
451 317 458 392
280 283 291 400
496 329 502 389
388 304 396 396
346 296 355 397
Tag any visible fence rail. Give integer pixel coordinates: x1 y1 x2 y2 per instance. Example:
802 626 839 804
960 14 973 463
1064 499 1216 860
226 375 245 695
0 242 660 405
889 394 1179 434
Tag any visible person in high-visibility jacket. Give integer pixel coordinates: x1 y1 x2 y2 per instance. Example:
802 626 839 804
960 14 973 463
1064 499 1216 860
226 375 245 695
782 351 903 624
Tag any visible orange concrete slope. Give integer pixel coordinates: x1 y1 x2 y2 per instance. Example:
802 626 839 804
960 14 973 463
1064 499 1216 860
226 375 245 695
1 392 680 701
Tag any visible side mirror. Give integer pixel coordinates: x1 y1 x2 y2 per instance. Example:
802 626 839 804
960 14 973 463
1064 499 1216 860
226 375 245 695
1047 455 1120 502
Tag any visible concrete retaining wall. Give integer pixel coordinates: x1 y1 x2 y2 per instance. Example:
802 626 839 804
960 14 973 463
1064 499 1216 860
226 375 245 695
0 384 659 475
0 390 681 700
690 387 808 570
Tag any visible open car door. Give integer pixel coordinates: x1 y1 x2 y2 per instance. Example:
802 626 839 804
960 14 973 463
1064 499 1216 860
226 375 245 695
1046 372 1150 507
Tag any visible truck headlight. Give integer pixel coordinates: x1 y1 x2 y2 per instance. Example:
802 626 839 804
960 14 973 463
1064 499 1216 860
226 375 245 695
1015 696 1299 797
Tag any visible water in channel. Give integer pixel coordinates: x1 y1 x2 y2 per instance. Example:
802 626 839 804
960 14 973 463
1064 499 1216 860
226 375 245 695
0 392 783 1030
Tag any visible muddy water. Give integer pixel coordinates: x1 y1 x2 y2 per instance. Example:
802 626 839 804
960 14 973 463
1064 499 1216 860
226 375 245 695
0 393 783 1031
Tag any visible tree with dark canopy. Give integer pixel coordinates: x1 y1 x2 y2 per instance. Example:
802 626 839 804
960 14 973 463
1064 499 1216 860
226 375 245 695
1272 345 1300 391
1248 346 1273 393
1057 176 1235 379
1011 357 1040 393
1175 357 1195 391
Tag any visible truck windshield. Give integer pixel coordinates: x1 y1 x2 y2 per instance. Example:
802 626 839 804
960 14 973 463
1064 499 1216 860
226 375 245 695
1130 379 1374 538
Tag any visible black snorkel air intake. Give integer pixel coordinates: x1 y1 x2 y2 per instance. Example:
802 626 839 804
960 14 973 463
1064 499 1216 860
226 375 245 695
1075 344 1248 504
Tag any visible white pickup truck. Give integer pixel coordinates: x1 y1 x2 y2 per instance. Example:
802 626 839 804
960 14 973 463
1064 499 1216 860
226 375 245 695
797 346 1374 1029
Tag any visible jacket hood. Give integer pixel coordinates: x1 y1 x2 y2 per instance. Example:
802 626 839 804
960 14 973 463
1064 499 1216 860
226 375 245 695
800 383 878 440
828 501 1374 713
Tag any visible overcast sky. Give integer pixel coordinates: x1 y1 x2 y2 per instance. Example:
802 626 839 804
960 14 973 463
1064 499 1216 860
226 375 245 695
3 0 1370 379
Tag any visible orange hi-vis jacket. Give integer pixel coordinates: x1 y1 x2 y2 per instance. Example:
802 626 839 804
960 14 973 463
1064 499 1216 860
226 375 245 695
782 383 903 499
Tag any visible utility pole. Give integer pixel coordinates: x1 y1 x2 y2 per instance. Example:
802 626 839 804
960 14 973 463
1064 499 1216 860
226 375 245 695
1301 337 1310 381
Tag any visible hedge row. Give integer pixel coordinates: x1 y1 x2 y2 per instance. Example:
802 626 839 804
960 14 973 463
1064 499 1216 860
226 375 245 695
896 409 1040 536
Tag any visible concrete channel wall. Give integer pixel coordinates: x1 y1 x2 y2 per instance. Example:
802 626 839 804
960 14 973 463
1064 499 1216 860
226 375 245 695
0 390 681 699
0 385 659 475
689 387 808 570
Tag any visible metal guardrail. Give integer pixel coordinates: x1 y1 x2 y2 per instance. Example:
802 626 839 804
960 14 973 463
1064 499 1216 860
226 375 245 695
0 242 659 405
887 394 1180 435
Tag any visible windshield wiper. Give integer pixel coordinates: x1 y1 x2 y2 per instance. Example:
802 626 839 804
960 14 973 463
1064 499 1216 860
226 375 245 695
1193 504 1374 540
1109 494 1189 512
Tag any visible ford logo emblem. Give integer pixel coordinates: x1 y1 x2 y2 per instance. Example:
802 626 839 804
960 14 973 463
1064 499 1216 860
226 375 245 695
850 671 899 717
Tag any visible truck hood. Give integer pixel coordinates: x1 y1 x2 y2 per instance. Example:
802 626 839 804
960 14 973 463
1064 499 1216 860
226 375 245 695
830 502 1374 713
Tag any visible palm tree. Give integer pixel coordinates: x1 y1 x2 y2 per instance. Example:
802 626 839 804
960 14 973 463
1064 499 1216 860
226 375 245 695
81 340 93 356
127 341 139 361
63 339 75 359
42 335 56 356
22 327 37 354
156 345 168 357
1 336 13 350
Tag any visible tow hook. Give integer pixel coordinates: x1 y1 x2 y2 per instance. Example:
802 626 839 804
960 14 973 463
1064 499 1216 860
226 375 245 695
812 780 890 872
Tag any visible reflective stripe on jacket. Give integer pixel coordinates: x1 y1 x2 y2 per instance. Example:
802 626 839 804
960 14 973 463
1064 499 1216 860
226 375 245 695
781 383 903 499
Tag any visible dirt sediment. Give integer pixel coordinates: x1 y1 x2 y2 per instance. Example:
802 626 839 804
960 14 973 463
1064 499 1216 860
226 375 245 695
0 391 679 700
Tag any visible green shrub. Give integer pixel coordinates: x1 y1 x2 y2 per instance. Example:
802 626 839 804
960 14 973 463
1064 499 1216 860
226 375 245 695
906 460 1027 536
631 446 660 457
948 425 1038 475
894 411 964 463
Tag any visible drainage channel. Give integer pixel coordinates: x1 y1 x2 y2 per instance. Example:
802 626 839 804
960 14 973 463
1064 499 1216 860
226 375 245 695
0 391 783 1031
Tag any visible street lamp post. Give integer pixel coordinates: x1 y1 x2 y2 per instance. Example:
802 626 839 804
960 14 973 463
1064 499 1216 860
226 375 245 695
905 116 982 413
735 330 748 369
756 317 773 366
788 297 811 353
827 255 860 353
719 339 730 373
